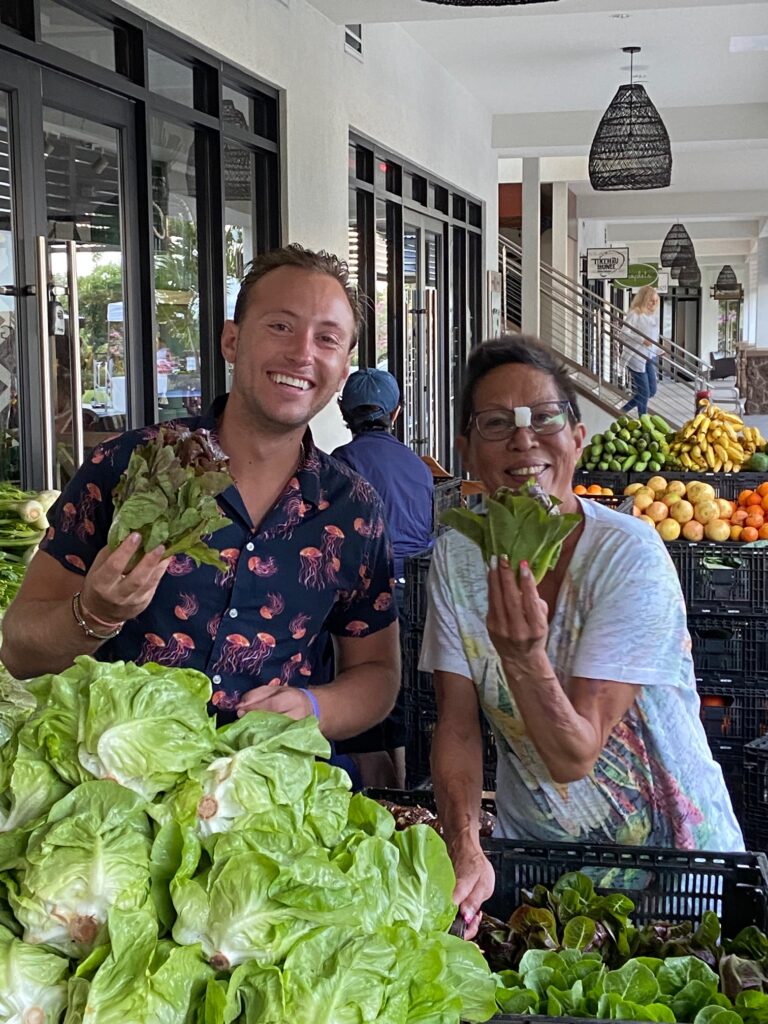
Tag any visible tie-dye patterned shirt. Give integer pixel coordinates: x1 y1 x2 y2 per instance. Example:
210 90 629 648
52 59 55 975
419 497 744 851
41 398 397 722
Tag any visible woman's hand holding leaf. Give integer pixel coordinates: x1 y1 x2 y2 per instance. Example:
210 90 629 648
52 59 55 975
80 532 168 627
449 831 495 941
487 556 548 664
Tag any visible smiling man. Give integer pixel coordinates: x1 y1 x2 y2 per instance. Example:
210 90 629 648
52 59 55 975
2 245 400 754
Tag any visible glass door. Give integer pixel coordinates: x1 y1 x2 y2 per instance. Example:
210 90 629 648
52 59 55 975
0 53 138 489
402 214 445 463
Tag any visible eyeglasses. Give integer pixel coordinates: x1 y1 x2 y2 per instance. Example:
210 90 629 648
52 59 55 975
470 401 572 441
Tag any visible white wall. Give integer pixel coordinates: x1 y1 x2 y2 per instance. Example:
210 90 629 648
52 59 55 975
699 266 721 361
118 0 497 263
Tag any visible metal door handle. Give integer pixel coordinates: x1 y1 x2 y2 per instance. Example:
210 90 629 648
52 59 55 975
34 237 55 490
65 241 84 467
0 284 37 297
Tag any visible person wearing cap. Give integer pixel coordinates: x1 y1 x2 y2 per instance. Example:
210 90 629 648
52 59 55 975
331 368 434 786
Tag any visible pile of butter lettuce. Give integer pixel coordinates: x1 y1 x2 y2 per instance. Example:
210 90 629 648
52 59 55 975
0 655 498 1023
442 481 581 583
107 426 233 572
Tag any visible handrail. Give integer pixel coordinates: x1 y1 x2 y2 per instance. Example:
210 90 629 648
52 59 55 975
499 236 709 383
498 235 710 427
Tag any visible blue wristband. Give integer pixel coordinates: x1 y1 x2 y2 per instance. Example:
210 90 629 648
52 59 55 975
299 687 320 719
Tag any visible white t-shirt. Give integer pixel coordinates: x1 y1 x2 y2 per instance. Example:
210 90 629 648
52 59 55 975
621 310 660 372
419 497 744 851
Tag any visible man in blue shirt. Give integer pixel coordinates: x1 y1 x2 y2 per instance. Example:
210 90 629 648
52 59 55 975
2 246 400 747
331 368 434 785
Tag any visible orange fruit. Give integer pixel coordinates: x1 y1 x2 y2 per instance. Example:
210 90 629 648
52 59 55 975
602 487 614 496
760 524 768 540
731 508 749 524
573 484 587 495
757 482 768 497
742 526 759 542
587 484 603 495
745 512 764 529
738 490 754 506
761 494 768 513
747 492 764 506
730 525 743 542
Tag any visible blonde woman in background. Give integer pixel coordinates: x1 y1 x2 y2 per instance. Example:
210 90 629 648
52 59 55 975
619 285 662 416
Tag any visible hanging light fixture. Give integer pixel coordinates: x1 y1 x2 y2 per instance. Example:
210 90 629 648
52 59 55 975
678 261 701 288
715 265 738 291
420 0 559 6
660 222 694 267
670 246 697 280
588 46 672 191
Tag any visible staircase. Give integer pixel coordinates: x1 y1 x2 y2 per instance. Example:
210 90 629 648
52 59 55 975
499 237 716 430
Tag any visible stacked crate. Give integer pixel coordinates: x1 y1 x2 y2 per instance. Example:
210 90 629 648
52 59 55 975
666 537 768 844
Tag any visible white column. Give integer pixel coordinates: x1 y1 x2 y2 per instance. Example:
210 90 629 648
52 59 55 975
521 157 541 336
551 182 569 277
756 229 768 346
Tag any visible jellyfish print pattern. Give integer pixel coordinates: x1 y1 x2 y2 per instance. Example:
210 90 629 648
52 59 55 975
74 483 102 541
174 592 200 621
154 632 195 667
289 612 310 639
373 591 392 612
247 554 278 577
321 525 345 585
166 554 196 577
138 633 167 664
279 652 303 685
59 502 77 533
264 477 304 541
215 548 241 588
349 474 372 503
345 620 370 637
211 688 241 710
259 592 285 620
207 612 222 639
212 632 276 676
298 547 325 590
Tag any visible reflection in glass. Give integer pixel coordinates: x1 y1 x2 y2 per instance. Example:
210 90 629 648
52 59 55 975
43 107 125 485
0 93 20 482
151 118 200 421
40 0 116 71
223 138 254 391
403 224 419 451
222 86 251 131
374 200 389 370
148 50 195 108
347 192 360 372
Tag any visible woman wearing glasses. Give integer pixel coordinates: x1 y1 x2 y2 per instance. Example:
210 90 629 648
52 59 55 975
419 336 743 938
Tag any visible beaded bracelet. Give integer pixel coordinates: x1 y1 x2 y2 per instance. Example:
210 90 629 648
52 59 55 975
72 592 124 641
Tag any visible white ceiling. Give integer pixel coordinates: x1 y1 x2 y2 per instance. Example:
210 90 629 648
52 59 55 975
308 0 768 266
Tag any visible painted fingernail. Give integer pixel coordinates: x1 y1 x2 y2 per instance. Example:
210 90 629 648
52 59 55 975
463 908 475 924
500 554 510 568
520 560 530 576
129 532 141 544
489 555 498 570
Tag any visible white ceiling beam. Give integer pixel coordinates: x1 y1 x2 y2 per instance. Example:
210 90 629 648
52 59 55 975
578 190 768 220
308 0 755 25
493 104 768 153
605 221 761 242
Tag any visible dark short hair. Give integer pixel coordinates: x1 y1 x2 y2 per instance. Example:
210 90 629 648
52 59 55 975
459 335 582 435
233 243 363 346
341 403 392 434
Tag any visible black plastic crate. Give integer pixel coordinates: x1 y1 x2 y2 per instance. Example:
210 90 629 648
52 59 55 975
586 493 635 514
698 684 748 743
433 477 462 534
572 469 627 493
403 551 432 629
708 738 745 824
667 541 768 615
480 838 768 936
690 614 768 684
402 631 496 791
743 736 768 852
628 471 766 500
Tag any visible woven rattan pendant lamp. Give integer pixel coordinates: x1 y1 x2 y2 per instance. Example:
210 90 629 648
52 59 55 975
678 261 701 289
660 222 694 267
716 265 739 291
589 47 672 191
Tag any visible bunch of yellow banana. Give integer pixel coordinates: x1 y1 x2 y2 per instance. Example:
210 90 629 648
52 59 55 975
667 400 765 473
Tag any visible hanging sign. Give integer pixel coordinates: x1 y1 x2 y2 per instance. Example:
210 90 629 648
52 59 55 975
614 263 659 290
586 247 629 280
656 271 669 295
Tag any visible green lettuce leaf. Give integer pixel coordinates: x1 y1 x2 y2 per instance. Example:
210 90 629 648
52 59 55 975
9 780 152 957
0 921 69 1023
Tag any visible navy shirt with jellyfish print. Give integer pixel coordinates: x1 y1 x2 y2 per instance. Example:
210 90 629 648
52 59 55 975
40 396 397 723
